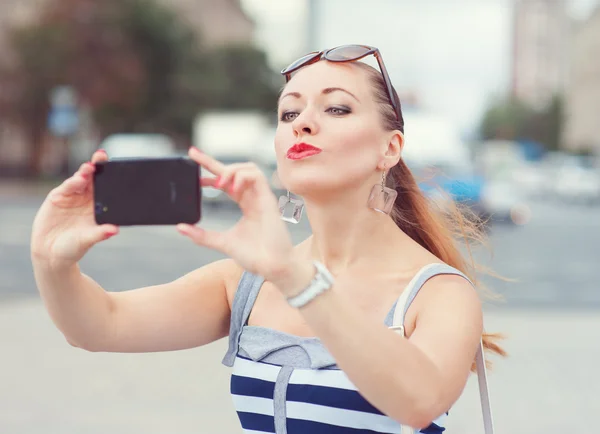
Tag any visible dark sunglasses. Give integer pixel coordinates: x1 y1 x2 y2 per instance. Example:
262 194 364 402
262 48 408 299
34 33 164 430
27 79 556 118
280 44 401 121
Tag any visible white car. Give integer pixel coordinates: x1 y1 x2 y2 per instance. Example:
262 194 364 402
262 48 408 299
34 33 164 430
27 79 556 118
99 134 176 158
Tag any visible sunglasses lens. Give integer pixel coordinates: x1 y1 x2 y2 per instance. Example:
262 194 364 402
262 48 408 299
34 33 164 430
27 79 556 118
326 45 372 61
281 51 321 74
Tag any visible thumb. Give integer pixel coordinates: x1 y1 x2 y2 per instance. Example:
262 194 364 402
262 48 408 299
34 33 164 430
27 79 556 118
177 224 227 253
80 224 119 249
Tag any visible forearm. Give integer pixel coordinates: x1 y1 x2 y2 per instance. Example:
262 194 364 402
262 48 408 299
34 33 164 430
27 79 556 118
32 259 114 350
272 262 445 428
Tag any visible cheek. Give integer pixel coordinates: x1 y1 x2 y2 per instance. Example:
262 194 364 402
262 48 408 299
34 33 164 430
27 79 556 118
274 126 290 159
326 121 380 162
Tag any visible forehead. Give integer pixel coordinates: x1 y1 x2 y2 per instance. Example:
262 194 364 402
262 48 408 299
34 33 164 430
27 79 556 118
282 61 370 97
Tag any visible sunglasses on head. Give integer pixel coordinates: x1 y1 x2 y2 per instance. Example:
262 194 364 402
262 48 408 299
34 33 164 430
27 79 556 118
280 44 401 121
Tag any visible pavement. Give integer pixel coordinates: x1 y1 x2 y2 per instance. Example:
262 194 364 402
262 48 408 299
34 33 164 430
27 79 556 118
1 185 599 433
1 298 599 434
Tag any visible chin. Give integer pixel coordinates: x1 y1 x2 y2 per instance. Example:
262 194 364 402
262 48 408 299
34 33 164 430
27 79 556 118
282 176 348 198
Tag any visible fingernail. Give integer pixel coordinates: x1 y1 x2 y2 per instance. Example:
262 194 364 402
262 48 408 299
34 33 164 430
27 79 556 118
189 147 199 153
176 224 188 233
97 149 107 154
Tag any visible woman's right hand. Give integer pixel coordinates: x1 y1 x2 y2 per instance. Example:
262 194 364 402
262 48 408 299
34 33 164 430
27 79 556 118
31 150 120 269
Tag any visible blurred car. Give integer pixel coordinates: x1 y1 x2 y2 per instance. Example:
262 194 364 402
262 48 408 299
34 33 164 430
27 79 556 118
410 160 527 225
99 133 176 158
418 163 485 213
553 156 600 205
480 179 530 224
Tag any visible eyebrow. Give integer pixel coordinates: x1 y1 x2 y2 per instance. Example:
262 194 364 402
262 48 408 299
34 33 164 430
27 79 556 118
279 87 360 104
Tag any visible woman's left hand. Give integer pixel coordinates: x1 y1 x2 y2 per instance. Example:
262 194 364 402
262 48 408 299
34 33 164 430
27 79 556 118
177 147 297 282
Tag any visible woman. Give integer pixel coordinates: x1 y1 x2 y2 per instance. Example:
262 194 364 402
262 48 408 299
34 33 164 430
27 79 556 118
31 45 504 433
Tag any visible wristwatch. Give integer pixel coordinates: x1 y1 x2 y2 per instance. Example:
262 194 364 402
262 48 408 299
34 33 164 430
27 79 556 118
286 261 335 309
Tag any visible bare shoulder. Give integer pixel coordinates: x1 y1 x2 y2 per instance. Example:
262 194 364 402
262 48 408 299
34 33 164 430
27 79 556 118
404 269 483 341
415 271 482 314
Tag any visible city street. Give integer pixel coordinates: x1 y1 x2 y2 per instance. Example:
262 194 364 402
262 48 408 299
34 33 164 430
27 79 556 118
1 190 599 433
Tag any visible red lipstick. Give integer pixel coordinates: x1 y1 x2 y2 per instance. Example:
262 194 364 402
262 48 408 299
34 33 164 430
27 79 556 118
286 143 322 160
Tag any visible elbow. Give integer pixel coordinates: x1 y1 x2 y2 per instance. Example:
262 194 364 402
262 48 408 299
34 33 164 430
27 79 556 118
385 380 446 429
403 388 447 430
65 336 104 352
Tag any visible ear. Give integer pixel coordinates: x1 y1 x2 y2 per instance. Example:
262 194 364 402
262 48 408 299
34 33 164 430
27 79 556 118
378 130 404 170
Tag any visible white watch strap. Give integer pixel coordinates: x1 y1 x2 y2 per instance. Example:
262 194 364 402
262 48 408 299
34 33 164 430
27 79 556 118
392 292 494 434
286 261 334 309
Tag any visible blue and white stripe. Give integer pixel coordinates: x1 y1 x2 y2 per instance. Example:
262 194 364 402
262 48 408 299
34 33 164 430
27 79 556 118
230 356 446 434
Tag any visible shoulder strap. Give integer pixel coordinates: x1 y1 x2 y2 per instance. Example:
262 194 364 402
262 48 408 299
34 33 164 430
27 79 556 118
222 271 265 367
392 263 494 434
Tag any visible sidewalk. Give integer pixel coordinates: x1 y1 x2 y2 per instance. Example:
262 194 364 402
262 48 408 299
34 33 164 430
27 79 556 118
1 298 597 433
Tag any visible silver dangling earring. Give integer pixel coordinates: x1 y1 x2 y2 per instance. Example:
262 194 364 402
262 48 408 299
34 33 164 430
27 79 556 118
278 190 304 224
367 168 398 215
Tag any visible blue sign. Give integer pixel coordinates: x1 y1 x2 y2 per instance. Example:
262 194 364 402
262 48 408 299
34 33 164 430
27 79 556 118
48 106 79 137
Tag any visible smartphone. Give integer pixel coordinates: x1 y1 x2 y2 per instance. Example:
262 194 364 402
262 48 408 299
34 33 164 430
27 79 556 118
93 157 201 226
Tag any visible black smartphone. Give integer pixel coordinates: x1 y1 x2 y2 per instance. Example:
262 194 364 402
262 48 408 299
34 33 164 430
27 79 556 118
93 156 201 226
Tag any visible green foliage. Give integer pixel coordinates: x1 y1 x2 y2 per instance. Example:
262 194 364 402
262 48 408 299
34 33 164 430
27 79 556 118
0 0 280 165
479 94 564 151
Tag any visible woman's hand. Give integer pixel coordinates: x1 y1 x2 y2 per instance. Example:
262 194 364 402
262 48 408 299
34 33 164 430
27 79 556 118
31 150 119 270
177 147 297 282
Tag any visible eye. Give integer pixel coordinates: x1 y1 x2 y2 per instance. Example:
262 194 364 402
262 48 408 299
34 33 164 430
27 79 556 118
280 111 298 122
327 106 351 116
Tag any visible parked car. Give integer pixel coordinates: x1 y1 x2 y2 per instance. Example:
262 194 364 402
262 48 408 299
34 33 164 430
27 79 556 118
99 133 176 158
554 155 599 204
409 160 528 225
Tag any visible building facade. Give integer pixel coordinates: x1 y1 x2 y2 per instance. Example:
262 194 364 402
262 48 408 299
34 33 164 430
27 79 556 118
511 0 571 109
562 7 600 154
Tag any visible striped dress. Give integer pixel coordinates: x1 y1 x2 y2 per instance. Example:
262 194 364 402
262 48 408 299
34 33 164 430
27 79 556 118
222 263 466 433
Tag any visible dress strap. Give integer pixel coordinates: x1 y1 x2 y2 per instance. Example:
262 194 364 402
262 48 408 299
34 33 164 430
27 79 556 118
222 271 265 367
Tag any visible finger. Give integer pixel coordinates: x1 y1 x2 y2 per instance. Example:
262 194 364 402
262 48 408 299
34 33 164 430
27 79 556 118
77 162 96 178
200 177 219 188
188 147 226 177
79 224 120 249
215 163 257 191
60 172 91 196
230 168 262 196
176 224 227 253
91 149 109 164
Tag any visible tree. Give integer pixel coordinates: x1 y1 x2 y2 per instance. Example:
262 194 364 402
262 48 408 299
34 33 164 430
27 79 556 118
0 0 279 176
479 94 564 152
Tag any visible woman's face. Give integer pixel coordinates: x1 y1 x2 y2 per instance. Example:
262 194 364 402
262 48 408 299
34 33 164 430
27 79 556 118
275 61 396 198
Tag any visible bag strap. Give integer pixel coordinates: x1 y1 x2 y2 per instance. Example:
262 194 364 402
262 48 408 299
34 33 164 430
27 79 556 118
391 265 494 434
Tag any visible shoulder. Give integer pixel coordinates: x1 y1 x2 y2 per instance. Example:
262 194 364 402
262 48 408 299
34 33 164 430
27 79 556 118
421 269 481 309
409 267 482 331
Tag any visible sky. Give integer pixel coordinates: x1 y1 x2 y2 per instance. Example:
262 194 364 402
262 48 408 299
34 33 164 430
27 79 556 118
240 0 599 137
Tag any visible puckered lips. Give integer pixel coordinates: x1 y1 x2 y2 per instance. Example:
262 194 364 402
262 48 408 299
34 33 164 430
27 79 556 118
286 142 322 160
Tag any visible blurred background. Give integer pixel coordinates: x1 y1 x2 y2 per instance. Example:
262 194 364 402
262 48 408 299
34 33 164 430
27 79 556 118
1 0 599 433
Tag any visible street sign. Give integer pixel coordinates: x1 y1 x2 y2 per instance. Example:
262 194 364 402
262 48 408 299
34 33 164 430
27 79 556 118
48 86 79 137
48 107 79 137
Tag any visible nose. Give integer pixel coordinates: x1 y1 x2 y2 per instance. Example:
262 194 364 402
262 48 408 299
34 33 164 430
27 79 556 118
292 108 319 137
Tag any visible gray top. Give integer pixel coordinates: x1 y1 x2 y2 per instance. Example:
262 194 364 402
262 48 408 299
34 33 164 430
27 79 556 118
222 262 470 369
